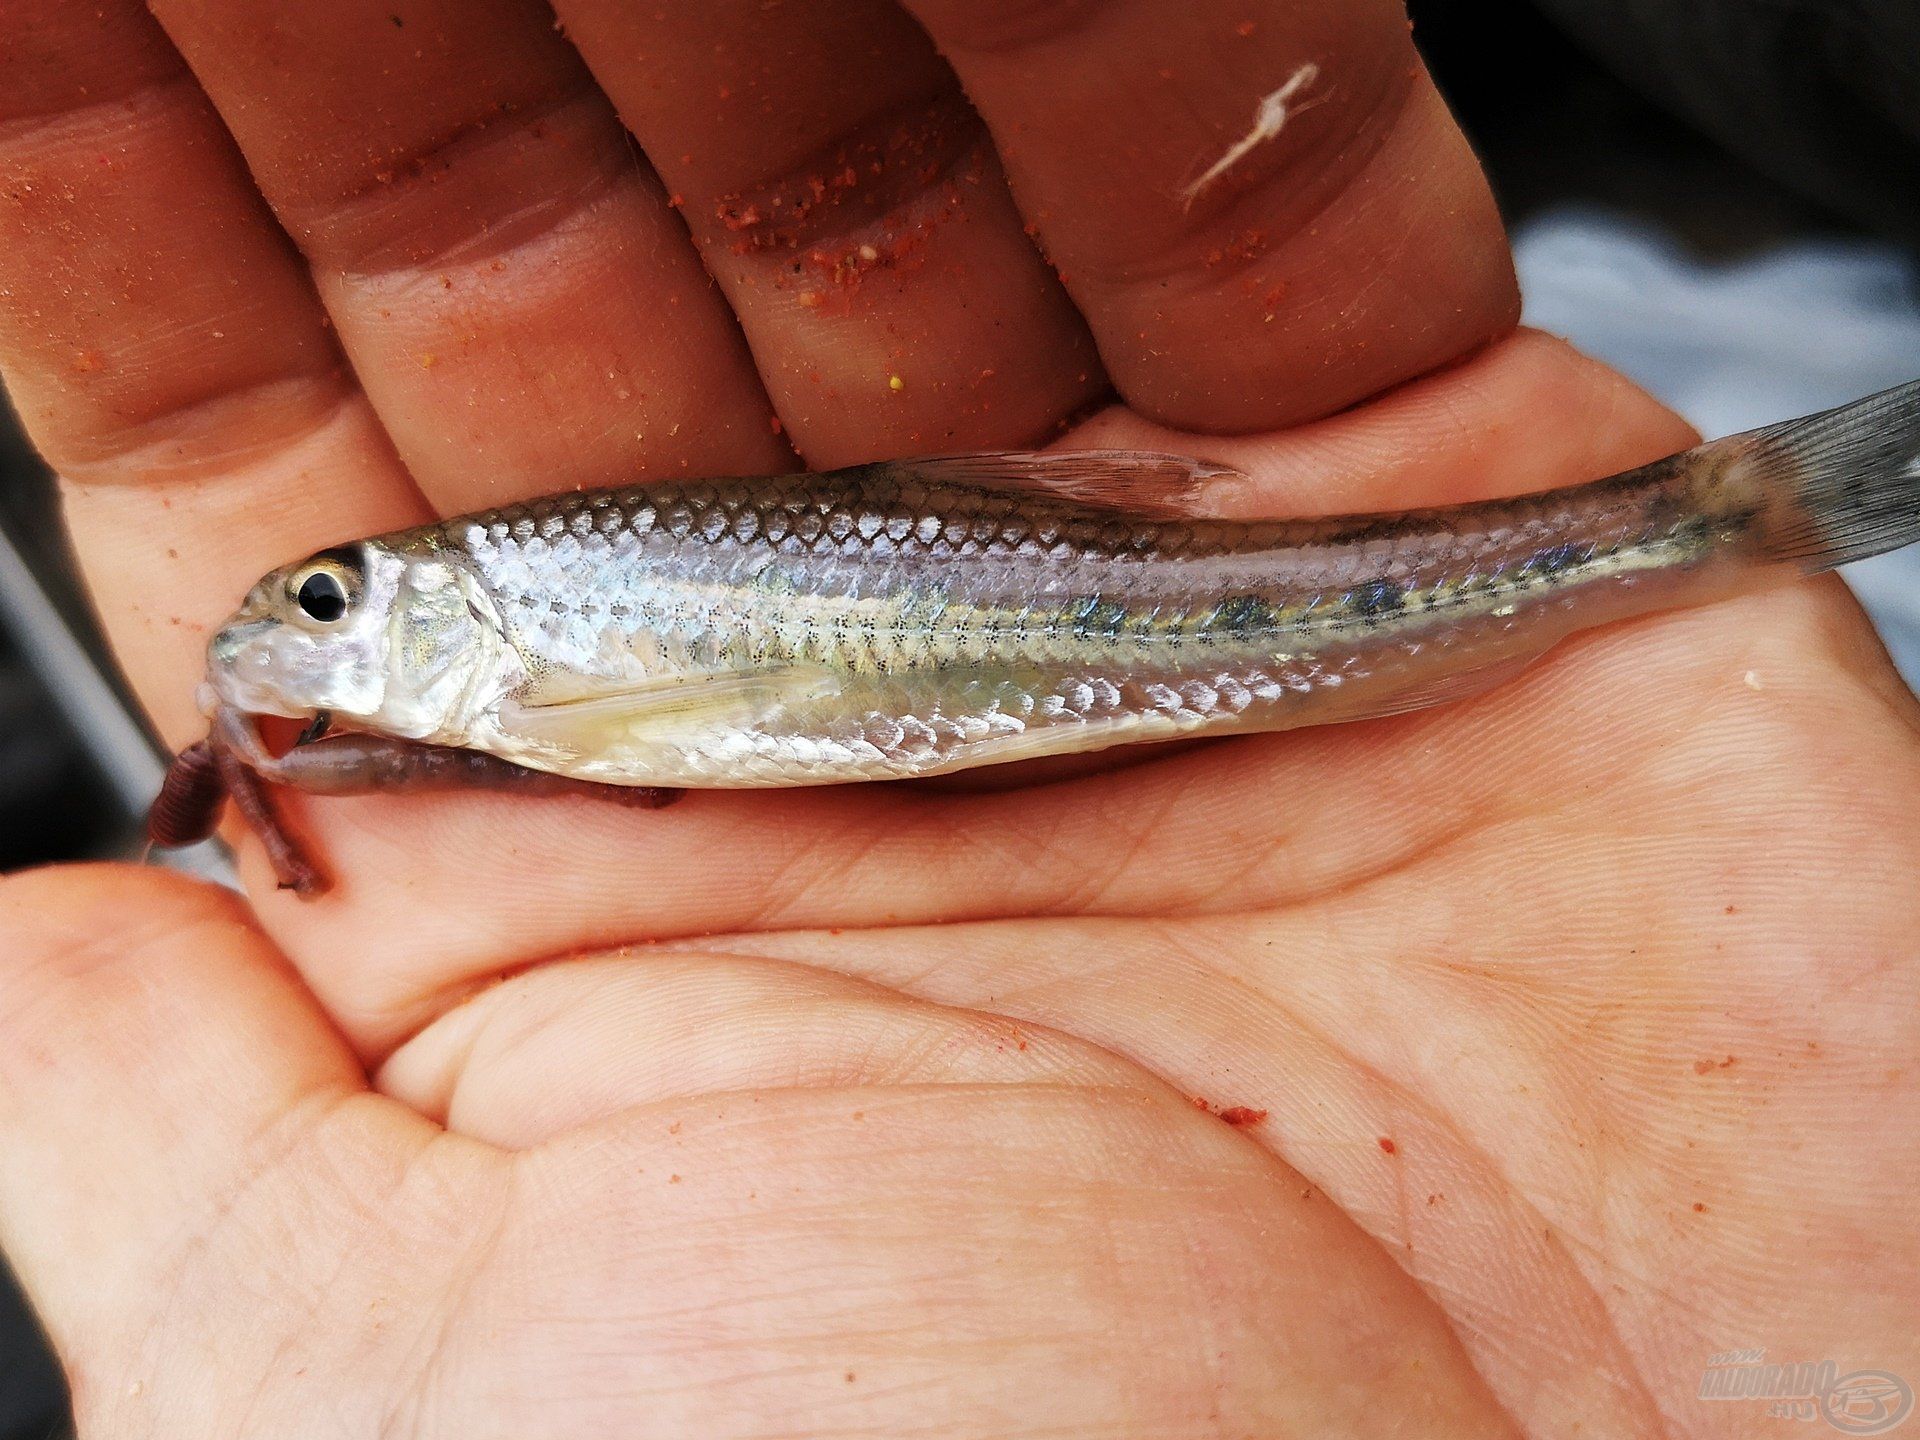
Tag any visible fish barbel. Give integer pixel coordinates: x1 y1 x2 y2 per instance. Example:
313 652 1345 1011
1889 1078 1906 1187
167 381 1920 890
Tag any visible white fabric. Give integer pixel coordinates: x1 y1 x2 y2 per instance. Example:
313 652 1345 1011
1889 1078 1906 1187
1516 208 1920 683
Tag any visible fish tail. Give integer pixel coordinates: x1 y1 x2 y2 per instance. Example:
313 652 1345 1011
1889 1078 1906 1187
1719 378 1920 573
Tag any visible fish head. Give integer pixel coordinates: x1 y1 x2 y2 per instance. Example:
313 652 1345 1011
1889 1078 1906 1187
206 539 507 741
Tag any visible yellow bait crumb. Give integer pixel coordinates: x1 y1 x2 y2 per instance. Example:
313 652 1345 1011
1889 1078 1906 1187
888 374 905 392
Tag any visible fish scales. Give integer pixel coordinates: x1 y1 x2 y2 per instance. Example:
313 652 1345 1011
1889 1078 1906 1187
378 460 1721 785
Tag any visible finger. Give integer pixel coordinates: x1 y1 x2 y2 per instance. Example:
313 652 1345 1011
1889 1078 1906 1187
0 866 432 1362
1076 329 1702 516
899 0 1520 433
382 951 1515 1432
551 0 1106 467
528 1082 1512 1436
239 335 1707 1051
377 950 1124 1148
146 0 791 510
0 0 430 740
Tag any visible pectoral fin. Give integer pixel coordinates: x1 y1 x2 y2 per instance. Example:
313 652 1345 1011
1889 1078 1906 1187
500 667 841 755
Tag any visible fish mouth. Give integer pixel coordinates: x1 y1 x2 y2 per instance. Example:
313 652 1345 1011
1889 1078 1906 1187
209 705 276 768
207 704 355 765
204 617 320 722
203 657 317 726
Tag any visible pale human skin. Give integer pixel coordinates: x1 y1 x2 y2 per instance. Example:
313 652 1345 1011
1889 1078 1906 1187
0 0 1915 1435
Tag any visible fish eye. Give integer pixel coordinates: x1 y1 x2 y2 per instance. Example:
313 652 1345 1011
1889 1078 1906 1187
288 554 358 625
298 571 348 622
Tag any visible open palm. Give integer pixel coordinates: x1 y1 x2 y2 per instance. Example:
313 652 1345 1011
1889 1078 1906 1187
1 1 1915 1435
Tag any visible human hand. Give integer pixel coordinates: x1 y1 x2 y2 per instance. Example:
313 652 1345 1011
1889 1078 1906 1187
1 1 1915 1435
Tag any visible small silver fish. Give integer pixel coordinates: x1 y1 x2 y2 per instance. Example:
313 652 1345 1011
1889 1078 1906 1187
162 381 1920 894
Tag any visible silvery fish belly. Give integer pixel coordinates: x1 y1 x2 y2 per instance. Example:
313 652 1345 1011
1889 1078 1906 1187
203 381 1920 789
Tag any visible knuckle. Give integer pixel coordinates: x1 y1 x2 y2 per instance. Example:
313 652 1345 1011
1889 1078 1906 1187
904 0 1110 54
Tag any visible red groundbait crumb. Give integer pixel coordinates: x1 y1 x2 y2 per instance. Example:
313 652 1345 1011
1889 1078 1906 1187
1205 227 1270 268
1192 1097 1268 1128
1378 1137 1398 1155
708 97 984 313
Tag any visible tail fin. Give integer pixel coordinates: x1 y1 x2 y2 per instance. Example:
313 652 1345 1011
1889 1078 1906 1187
1735 378 1920 573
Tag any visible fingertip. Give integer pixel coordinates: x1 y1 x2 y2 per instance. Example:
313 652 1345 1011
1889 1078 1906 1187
0 857 234 906
905 1 1525 434
0 861 249 966
1101 72 1522 433
0 866 281 1115
0 864 424 1393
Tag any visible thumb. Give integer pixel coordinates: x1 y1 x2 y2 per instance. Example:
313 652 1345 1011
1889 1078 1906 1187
0 865 427 1359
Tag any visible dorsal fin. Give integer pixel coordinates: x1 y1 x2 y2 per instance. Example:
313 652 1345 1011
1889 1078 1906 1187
887 450 1242 519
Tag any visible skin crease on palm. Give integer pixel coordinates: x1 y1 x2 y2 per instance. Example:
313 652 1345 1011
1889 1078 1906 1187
0 0 1916 1434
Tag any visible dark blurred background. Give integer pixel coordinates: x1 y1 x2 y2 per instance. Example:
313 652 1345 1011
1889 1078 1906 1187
2 1 1918 1433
